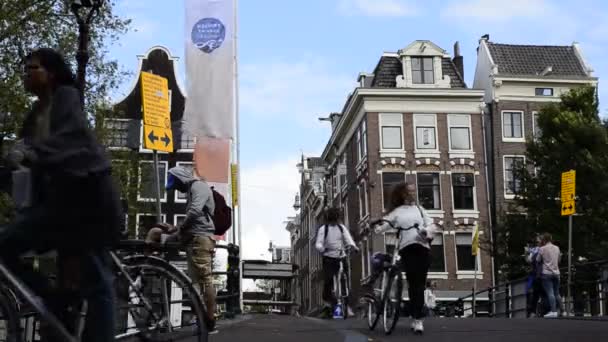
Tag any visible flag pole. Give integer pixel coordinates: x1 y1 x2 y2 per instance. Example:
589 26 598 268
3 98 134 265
233 0 243 313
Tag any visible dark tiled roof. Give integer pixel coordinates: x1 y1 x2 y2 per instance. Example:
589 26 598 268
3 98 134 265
370 56 466 88
307 157 325 169
487 42 589 77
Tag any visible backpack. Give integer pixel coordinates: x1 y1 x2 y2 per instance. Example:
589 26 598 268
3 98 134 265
323 224 344 246
202 185 233 236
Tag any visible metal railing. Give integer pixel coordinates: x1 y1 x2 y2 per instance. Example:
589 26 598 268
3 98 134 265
443 259 608 319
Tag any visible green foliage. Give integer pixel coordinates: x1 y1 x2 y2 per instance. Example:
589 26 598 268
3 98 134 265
496 86 608 280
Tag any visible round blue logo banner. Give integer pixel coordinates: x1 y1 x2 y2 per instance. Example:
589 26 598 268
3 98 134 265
191 18 226 53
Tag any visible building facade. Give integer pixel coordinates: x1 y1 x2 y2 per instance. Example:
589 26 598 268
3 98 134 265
293 40 495 315
473 35 598 227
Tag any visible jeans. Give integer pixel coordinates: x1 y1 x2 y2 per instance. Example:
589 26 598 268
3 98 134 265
541 274 561 312
322 256 341 306
399 244 431 320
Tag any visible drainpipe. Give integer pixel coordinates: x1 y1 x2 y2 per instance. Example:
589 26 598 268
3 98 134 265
480 103 496 289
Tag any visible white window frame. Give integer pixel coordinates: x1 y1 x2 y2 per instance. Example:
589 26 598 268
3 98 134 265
503 155 526 199
137 160 169 202
174 161 194 203
454 231 483 279
135 213 167 239
416 171 442 211
450 172 479 217
413 114 440 158
501 110 525 142
104 118 131 151
531 111 540 140
177 133 197 153
379 113 404 154
358 179 369 220
174 214 186 226
428 232 448 279
411 56 435 84
447 114 474 157
381 170 406 211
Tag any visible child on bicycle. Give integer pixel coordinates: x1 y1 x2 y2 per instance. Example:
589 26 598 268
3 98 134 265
373 182 435 334
315 207 358 318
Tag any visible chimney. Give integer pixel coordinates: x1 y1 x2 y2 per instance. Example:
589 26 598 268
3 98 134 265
453 41 464 80
329 112 342 131
481 34 490 41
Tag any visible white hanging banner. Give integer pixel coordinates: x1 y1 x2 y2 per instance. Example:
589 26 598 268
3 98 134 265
184 0 235 139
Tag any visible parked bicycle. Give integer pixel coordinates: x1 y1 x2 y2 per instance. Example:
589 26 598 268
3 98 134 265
365 219 420 335
0 240 208 342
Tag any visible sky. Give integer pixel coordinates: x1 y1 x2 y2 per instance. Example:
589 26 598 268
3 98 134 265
108 0 608 283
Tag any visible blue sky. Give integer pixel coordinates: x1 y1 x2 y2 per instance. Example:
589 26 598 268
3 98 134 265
109 0 608 265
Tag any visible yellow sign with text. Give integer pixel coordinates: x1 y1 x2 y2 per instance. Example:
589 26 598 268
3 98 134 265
231 164 238 207
141 72 171 129
143 126 173 153
561 170 576 216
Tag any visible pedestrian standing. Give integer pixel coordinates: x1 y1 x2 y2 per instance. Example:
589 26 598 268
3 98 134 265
538 233 562 318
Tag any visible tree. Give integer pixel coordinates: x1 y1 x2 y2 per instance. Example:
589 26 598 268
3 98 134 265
0 0 131 222
496 86 608 280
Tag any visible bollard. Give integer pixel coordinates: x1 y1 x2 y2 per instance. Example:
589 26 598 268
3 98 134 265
226 244 241 317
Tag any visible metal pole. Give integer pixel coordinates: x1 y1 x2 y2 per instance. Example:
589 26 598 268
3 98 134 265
473 256 478 317
152 150 163 222
567 215 573 315
233 0 243 313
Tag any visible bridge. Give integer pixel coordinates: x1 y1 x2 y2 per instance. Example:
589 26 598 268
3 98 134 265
207 314 606 342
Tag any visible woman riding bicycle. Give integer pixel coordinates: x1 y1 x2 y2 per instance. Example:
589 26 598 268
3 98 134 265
373 182 435 334
0 48 121 341
315 207 358 318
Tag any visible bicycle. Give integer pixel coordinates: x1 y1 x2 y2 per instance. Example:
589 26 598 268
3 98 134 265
365 219 420 335
332 248 351 319
0 240 209 342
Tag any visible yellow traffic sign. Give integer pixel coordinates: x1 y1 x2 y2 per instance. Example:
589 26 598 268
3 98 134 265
231 164 238 207
143 126 173 153
141 71 171 129
561 170 576 216
561 200 575 216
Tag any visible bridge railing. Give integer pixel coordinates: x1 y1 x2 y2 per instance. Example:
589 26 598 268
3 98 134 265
444 259 608 318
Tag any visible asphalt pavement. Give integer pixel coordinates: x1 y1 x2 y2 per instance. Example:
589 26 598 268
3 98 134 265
209 313 608 342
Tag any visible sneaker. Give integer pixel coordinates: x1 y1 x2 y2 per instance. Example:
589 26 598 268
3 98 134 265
413 320 424 334
544 311 558 318
410 319 416 331
205 318 218 334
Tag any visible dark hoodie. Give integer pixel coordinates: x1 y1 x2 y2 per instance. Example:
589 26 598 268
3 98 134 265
168 166 215 237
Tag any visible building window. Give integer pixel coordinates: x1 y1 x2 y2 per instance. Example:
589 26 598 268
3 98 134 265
452 173 475 210
180 134 196 150
174 214 186 226
412 57 434 84
358 180 369 219
429 234 445 272
174 162 194 202
504 156 525 196
532 111 541 139
535 88 553 96
105 119 130 148
417 173 441 210
379 113 403 150
356 120 368 162
502 111 523 139
138 161 168 202
456 233 477 271
414 114 437 150
338 154 347 191
382 172 405 210
448 114 472 151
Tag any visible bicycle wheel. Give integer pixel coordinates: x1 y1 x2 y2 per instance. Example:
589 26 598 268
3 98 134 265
114 254 208 342
382 271 402 335
0 287 19 342
340 272 349 319
367 270 387 331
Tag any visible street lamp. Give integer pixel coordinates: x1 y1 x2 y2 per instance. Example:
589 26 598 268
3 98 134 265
70 0 104 108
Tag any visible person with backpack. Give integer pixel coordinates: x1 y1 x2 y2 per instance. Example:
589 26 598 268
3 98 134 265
315 207 358 318
150 165 231 333
373 182 435 334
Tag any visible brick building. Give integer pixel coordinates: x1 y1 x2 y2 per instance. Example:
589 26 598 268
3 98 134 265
294 40 494 314
472 35 598 227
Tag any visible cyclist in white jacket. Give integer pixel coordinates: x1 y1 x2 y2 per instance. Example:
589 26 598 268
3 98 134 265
315 207 358 316
374 182 436 334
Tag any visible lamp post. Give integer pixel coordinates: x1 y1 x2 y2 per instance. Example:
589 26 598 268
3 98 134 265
70 0 104 108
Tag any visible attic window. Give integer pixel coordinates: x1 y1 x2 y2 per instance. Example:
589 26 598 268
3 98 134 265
535 88 553 96
412 57 434 84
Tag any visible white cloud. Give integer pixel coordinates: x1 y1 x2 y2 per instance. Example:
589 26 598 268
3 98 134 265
239 157 301 262
240 57 356 128
442 0 549 21
337 0 419 17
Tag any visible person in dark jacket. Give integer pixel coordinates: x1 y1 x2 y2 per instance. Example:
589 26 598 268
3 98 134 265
0 48 121 341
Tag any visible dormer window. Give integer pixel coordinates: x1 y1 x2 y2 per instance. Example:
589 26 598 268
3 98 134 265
412 57 434 84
